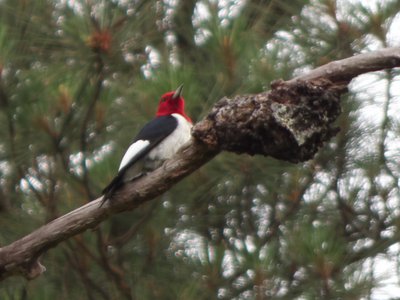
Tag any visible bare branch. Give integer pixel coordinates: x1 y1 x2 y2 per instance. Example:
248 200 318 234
0 47 399 280
289 47 400 84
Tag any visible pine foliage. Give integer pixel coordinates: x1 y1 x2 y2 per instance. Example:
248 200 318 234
0 0 399 299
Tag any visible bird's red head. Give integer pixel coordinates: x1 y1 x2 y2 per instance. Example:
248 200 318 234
156 85 192 123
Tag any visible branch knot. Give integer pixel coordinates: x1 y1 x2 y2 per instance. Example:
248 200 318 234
193 79 345 162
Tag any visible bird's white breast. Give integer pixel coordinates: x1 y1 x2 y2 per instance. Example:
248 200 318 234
147 113 192 161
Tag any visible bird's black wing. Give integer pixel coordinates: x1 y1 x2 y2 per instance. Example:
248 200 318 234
101 115 177 203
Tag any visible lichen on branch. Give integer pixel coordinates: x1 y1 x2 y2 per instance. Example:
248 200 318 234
193 79 345 162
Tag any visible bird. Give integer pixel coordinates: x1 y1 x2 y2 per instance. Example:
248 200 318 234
101 84 192 205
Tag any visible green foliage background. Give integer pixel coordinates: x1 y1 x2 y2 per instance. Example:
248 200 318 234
0 0 400 299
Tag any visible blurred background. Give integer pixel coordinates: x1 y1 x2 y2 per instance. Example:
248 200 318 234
0 0 400 299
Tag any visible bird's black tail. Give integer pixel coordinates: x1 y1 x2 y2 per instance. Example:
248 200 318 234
100 173 125 207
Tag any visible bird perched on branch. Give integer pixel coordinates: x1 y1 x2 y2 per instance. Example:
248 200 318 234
101 84 192 205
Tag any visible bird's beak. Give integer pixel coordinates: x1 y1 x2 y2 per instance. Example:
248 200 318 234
172 84 184 100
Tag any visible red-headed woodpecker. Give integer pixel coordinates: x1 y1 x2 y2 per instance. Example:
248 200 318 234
101 85 192 204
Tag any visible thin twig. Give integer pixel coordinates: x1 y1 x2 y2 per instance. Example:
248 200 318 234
288 47 400 84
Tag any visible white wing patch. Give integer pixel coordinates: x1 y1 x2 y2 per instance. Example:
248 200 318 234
118 140 150 171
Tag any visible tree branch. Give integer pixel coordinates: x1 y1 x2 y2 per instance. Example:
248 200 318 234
289 47 400 83
0 47 399 281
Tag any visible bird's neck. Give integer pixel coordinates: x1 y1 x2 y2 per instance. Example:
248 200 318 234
156 110 192 123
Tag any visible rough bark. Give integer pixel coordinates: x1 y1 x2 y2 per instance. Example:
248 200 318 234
0 47 399 281
193 79 343 162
